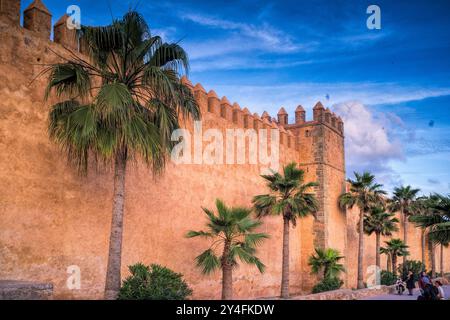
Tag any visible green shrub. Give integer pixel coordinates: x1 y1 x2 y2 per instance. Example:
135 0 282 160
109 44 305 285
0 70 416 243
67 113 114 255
398 260 425 281
118 263 192 300
312 277 343 294
380 270 396 285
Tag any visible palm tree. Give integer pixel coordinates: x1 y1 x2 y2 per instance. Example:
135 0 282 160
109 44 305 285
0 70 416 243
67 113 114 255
339 172 386 289
363 207 399 269
382 239 409 275
389 185 420 265
410 194 450 278
187 199 268 300
252 162 318 298
308 248 345 280
43 12 200 299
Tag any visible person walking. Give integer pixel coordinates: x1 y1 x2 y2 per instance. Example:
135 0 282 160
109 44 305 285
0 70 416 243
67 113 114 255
406 271 415 296
418 271 431 295
435 281 446 300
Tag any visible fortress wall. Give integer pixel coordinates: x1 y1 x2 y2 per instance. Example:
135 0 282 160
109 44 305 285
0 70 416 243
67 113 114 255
0 17 306 299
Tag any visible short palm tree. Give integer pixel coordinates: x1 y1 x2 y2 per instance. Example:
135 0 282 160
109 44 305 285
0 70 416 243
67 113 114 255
308 248 345 280
389 185 420 265
43 12 200 299
380 246 392 272
410 194 450 277
364 207 399 269
382 238 409 275
253 162 318 298
187 199 268 300
339 172 386 289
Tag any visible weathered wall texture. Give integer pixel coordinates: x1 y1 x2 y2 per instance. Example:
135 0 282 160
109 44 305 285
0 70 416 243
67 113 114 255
0 2 448 300
0 11 322 299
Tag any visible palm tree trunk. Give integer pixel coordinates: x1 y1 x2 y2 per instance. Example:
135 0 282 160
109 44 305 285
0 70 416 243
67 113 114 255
429 237 436 278
357 210 365 289
221 242 233 300
392 255 397 276
421 229 426 269
440 244 444 277
402 209 408 265
280 216 290 298
104 153 127 300
387 254 391 273
375 232 381 270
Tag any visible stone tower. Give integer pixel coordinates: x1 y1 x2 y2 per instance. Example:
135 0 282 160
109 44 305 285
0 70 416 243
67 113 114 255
285 101 346 290
24 0 52 39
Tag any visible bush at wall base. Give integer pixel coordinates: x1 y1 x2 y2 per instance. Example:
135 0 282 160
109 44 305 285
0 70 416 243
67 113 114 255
312 277 343 294
380 270 397 286
118 263 193 300
398 260 425 281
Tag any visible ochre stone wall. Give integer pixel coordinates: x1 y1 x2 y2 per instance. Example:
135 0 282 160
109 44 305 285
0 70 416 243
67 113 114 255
0 15 308 299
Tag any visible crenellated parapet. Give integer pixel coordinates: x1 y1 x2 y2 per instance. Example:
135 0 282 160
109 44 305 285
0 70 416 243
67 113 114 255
178 80 345 156
0 0 343 144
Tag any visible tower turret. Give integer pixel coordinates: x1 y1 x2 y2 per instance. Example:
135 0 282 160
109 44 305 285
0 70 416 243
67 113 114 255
24 0 52 39
295 105 306 124
277 107 288 126
313 101 325 122
0 0 21 25
54 14 78 50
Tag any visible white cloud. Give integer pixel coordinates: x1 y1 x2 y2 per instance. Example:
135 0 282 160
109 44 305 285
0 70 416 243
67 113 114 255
333 101 404 163
332 101 408 191
181 13 306 54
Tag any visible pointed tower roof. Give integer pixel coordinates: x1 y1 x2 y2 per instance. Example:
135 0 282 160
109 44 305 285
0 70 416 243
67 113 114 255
242 107 250 114
194 83 206 93
220 96 231 105
261 111 270 118
277 107 287 115
25 0 51 15
207 90 218 99
313 101 325 110
295 105 305 112
181 76 193 87
54 14 69 27
232 102 241 110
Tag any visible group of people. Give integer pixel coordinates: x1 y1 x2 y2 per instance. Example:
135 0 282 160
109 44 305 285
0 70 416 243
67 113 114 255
395 271 446 300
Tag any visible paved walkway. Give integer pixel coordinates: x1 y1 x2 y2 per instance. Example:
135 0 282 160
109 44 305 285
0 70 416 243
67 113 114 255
362 286 450 300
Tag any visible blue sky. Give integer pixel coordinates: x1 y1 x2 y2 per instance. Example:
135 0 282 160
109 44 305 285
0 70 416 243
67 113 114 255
22 0 450 195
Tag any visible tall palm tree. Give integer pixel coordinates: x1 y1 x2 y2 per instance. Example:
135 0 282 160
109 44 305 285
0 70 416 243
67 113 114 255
43 12 200 299
382 238 409 275
410 194 450 278
339 172 386 289
253 162 318 298
308 248 345 280
389 185 420 265
187 199 268 300
363 207 399 269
